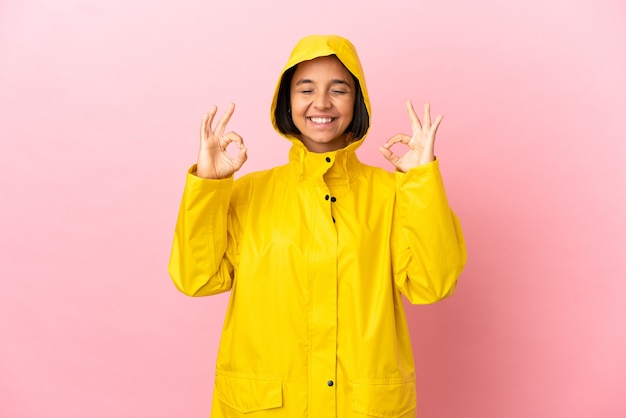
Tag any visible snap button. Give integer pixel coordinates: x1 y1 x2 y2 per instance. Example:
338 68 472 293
325 157 331 162
327 380 334 387
325 195 330 200
330 197 337 202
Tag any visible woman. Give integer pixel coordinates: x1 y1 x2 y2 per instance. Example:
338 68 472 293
169 34 466 418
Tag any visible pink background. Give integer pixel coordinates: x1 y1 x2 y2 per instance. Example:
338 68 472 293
1 0 625 417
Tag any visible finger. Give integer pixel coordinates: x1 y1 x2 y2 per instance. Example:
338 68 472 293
200 106 217 139
200 113 209 140
382 133 411 149
215 103 236 137
423 103 432 128
406 100 422 132
220 131 245 150
202 105 218 139
431 114 444 137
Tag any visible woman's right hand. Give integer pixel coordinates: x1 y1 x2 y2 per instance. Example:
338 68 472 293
196 103 248 179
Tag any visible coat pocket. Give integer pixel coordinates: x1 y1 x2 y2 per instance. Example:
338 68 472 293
216 371 283 413
352 378 416 418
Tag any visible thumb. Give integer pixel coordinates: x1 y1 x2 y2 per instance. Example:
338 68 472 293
379 146 398 164
233 147 248 170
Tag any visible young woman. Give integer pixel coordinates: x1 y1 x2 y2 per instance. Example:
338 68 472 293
169 34 466 418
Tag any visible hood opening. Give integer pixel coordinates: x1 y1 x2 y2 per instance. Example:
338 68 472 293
270 35 372 149
273 58 369 144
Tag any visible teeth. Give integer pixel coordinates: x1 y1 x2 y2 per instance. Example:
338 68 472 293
310 117 333 124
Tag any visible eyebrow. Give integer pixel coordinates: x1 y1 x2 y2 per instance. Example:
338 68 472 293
295 78 351 86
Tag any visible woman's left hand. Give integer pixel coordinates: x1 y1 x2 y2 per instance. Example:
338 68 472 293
379 101 443 172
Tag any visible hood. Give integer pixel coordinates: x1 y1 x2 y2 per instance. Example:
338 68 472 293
270 35 371 152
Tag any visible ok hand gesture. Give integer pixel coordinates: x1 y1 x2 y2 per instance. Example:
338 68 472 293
196 103 248 179
379 101 443 172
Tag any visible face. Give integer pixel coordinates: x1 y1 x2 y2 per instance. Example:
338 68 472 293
290 55 356 153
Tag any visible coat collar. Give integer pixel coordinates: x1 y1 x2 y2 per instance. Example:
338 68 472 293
287 139 361 186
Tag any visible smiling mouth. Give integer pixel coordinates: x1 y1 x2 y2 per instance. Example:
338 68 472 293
308 117 335 124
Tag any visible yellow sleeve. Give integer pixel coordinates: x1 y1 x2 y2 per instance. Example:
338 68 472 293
391 159 467 304
168 166 241 297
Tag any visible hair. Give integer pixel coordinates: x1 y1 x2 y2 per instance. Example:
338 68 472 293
274 58 370 141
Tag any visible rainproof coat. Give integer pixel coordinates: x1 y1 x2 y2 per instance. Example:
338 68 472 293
169 35 466 418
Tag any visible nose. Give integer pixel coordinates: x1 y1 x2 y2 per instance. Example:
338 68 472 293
313 92 331 109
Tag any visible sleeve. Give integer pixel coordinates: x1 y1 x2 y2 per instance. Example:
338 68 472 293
168 165 242 297
391 159 467 304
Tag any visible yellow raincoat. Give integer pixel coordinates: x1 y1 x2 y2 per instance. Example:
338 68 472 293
169 35 466 418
